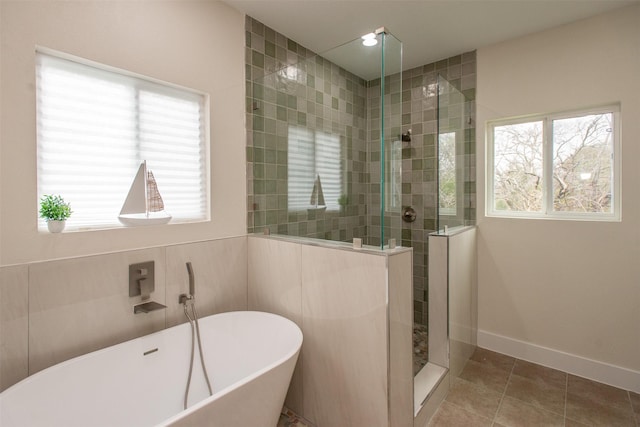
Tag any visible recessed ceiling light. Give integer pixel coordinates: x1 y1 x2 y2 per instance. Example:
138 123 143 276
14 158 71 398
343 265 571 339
361 32 378 47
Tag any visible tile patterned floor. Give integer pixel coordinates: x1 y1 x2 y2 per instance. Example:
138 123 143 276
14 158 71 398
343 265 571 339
277 347 639 427
429 347 640 427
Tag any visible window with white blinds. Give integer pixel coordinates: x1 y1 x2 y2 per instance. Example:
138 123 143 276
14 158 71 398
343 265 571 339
36 50 208 230
287 126 342 211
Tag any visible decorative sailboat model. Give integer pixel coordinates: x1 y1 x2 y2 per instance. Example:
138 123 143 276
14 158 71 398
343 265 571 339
118 161 172 226
308 174 327 213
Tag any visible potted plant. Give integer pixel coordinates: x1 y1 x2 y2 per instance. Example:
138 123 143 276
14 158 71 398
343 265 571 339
338 194 349 213
39 194 72 233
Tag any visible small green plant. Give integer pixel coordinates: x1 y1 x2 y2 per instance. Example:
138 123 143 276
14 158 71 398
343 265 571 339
39 195 72 221
338 194 349 207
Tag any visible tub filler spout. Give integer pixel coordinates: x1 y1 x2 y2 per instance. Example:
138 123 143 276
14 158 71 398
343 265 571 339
133 301 167 314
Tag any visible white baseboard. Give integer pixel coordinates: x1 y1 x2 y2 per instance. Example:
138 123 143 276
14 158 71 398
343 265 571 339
477 329 640 393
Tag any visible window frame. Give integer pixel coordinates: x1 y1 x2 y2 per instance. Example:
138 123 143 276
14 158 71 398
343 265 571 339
486 105 621 221
36 47 210 231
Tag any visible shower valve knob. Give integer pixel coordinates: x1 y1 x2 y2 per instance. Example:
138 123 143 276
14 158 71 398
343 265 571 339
402 206 417 223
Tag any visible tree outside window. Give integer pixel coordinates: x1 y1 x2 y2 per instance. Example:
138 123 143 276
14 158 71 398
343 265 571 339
488 106 619 220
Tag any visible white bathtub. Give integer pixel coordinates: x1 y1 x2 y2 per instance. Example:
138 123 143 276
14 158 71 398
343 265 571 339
0 311 302 427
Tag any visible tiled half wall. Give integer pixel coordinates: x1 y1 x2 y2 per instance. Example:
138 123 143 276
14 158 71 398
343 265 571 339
248 235 414 427
1 233 414 427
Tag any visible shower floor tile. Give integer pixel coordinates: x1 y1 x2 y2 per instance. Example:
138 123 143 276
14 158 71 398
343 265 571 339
413 323 429 375
278 407 313 427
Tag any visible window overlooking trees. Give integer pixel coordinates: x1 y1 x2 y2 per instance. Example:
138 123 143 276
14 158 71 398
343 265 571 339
487 106 620 220
438 131 457 215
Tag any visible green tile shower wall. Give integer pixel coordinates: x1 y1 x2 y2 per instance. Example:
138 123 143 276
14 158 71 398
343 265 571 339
245 16 477 326
245 16 370 243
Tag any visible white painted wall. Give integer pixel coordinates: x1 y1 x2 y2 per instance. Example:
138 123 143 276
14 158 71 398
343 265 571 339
0 1 246 265
476 3 640 383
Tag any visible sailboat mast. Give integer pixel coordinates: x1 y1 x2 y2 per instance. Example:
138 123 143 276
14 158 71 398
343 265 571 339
143 161 149 218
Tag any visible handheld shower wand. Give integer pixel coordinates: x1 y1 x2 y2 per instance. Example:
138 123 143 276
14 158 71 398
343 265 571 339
180 261 213 409
186 262 195 297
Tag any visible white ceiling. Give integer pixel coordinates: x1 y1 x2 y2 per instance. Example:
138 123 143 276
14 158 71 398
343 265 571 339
224 0 638 80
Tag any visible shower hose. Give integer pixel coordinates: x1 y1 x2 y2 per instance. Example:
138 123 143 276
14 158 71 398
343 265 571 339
183 300 213 410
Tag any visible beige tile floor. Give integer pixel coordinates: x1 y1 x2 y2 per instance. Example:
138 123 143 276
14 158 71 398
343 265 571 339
279 347 639 427
429 347 640 427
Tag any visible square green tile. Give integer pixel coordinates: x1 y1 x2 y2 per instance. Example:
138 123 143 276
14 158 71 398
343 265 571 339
276 92 287 107
253 163 265 179
287 94 297 109
266 210 278 225
277 150 287 164
265 180 277 193
264 149 277 164
254 147 264 163
287 39 297 52
277 106 287 121
253 116 264 131
265 41 276 58
277 165 287 179
251 50 264 68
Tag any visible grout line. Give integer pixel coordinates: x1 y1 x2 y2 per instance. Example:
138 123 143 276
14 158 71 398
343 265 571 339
27 265 31 378
628 390 640 427
491 358 516 426
563 370 568 427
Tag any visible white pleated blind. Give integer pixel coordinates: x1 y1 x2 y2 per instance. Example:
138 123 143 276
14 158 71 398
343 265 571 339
315 132 342 211
287 126 342 211
36 51 207 230
288 126 315 210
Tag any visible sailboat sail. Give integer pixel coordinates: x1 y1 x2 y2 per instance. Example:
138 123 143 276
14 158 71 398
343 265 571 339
308 174 327 212
146 170 165 212
118 161 171 226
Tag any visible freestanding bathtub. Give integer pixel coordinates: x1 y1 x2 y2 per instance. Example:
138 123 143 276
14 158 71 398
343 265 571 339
0 311 302 427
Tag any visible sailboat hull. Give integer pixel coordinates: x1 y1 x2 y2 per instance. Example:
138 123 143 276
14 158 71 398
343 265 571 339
118 212 172 226
306 206 327 214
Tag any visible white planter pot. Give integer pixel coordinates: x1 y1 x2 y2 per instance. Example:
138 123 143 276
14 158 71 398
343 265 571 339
47 220 66 233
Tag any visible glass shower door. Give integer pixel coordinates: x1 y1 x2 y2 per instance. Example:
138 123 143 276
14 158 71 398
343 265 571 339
437 75 471 232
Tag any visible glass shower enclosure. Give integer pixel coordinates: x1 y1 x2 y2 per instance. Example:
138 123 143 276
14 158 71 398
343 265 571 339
247 29 403 249
247 27 476 396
